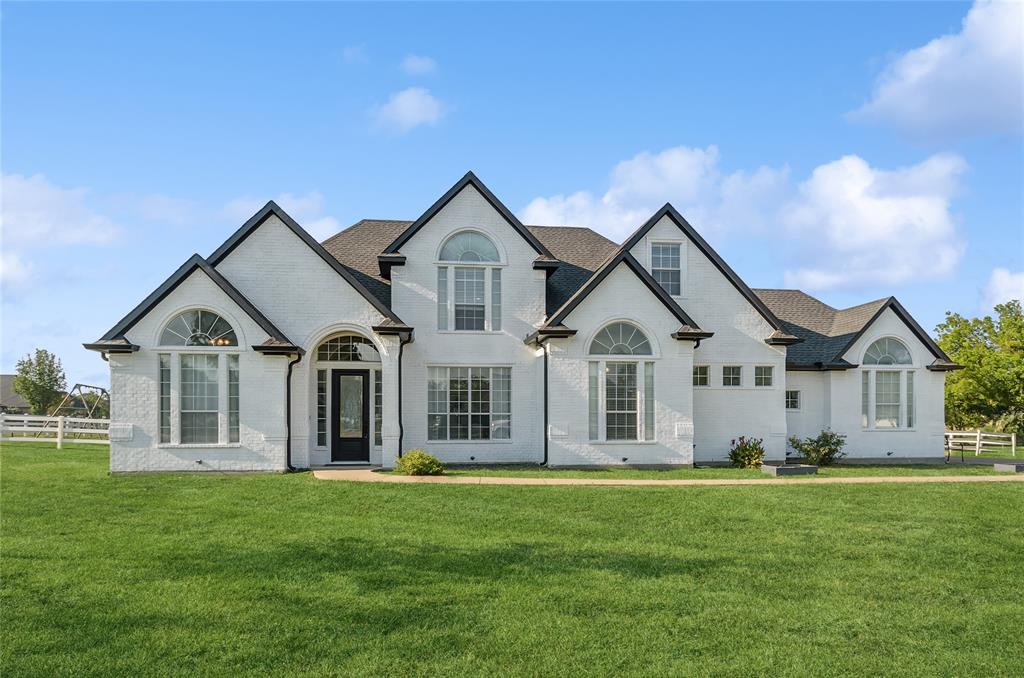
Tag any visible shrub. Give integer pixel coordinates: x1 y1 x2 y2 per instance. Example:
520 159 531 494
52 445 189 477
728 436 766 468
395 450 445 476
788 430 847 466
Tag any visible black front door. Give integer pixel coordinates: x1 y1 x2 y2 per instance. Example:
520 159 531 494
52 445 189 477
331 370 369 462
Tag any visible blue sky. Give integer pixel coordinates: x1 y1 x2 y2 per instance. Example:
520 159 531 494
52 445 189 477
2 1 1022 386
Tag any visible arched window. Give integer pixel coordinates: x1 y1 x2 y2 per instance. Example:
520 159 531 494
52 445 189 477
316 335 380 362
589 322 652 355
861 337 915 431
437 231 502 332
863 337 912 365
160 310 237 346
439 231 500 262
587 322 655 443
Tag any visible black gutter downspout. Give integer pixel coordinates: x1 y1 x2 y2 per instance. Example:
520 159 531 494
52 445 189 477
284 352 302 471
542 340 549 466
396 335 411 458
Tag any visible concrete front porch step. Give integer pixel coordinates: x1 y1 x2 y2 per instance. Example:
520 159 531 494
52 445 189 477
762 464 818 477
993 463 1024 473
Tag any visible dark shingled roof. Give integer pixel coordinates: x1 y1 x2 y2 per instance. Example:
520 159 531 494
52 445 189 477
752 289 890 367
319 220 934 368
1 374 30 412
321 220 619 314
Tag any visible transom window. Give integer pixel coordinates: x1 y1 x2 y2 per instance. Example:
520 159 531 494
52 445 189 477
440 231 500 262
316 335 380 362
861 337 915 429
651 243 681 296
160 310 237 347
437 231 502 332
863 337 912 365
589 322 652 356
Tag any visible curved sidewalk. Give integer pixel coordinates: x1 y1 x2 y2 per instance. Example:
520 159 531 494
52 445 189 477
312 468 1024 487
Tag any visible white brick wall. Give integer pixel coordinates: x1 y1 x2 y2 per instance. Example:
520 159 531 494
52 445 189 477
631 216 788 462
391 186 546 463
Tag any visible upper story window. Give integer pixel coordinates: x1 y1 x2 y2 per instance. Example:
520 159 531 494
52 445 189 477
651 242 681 296
437 231 502 332
861 337 915 429
160 310 237 346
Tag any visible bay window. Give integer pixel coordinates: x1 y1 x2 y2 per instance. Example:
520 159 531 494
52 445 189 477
437 231 503 332
587 322 656 442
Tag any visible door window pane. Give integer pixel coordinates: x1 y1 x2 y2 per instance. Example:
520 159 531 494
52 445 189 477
339 375 363 439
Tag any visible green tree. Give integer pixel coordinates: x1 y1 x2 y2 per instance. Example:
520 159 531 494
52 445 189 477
936 300 1024 434
13 349 67 415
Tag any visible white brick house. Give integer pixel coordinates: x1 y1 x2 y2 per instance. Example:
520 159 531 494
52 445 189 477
86 172 959 472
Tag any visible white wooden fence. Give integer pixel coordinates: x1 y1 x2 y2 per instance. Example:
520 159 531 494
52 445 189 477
944 429 1016 457
0 414 110 448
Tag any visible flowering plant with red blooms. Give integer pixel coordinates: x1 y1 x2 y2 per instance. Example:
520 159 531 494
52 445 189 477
728 435 766 468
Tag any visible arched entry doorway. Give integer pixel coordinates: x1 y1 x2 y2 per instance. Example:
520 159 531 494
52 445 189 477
314 334 382 463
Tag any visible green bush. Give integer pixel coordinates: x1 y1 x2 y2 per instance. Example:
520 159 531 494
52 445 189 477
788 430 847 466
728 436 766 468
395 450 445 476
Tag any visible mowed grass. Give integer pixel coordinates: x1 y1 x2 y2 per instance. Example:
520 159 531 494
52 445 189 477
430 463 1005 479
2 442 1023 677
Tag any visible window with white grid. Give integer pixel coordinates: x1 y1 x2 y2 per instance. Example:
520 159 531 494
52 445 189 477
427 366 511 441
651 243 681 296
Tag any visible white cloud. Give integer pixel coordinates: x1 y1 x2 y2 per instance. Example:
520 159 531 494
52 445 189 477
520 145 967 291
520 145 789 242
982 268 1024 310
1 173 120 248
781 153 967 290
371 87 445 133
851 0 1024 140
222 191 341 240
0 251 31 286
0 173 121 288
400 54 437 75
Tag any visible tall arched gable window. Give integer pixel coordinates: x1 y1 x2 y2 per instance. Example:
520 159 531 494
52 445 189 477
436 231 503 332
156 309 240 446
861 337 915 429
587 322 655 442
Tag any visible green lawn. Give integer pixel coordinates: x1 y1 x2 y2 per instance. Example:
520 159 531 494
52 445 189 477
3 442 1023 676
421 463 1005 480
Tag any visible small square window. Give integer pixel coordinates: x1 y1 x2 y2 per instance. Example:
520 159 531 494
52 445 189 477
693 365 709 387
785 390 800 410
723 366 741 387
754 366 773 387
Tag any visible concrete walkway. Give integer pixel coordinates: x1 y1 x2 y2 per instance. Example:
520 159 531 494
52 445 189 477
313 468 1024 487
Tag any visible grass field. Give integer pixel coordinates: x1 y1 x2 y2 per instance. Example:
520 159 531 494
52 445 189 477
2 441 1023 676
421 463 1006 479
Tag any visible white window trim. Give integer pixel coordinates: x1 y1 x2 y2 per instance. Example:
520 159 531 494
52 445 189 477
785 390 801 411
861 368 916 431
436 262 505 333
754 365 774 388
722 365 743 388
588 359 656 444
693 364 711 388
426 365 513 443
157 350 241 448
648 239 686 298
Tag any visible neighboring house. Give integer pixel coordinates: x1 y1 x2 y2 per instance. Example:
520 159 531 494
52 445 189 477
1 375 31 414
85 172 959 472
